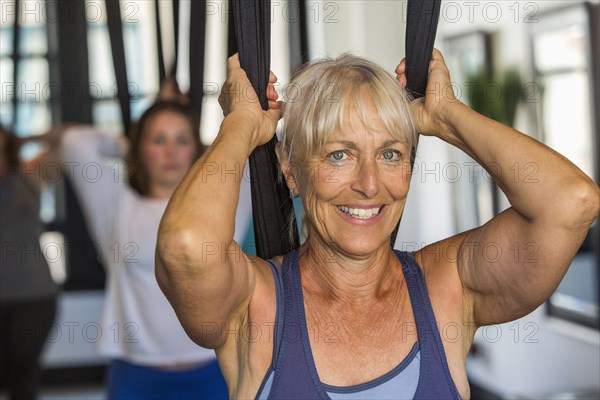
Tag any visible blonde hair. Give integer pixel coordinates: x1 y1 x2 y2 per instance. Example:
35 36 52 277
281 53 416 164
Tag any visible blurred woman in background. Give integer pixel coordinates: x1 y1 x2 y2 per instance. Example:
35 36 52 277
0 125 60 400
60 99 228 399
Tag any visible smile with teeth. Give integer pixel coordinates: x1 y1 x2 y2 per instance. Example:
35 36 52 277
337 205 382 219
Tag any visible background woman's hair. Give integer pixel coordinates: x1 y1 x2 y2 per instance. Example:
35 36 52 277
127 100 203 196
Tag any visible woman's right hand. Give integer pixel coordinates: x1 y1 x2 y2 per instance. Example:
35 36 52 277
218 53 283 148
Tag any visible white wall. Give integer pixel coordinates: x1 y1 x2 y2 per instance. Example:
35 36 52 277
306 0 600 397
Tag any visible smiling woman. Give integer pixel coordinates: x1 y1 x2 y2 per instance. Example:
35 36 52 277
282 99 413 258
156 51 599 400
279 55 416 249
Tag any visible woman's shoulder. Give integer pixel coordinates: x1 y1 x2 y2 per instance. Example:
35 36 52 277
246 253 286 305
410 235 468 307
412 234 471 315
246 254 283 282
413 231 471 273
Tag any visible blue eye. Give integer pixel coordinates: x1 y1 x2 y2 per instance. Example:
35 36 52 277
382 150 401 161
328 151 347 162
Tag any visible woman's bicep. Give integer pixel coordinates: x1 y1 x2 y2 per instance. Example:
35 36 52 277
155 238 257 349
457 207 589 326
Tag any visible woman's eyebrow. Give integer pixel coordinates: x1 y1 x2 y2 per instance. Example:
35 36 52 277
324 140 359 149
324 139 404 149
380 140 402 148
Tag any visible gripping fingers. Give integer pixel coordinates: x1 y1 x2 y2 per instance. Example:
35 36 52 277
269 71 278 84
395 58 406 75
395 59 407 88
431 48 444 62
267 71 279 101
267 84 279 102
227 53 241 71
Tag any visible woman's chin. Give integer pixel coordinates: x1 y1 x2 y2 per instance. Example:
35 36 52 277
319 236 391 260
343 241 390 258
153 174 186 188
307 224 394 259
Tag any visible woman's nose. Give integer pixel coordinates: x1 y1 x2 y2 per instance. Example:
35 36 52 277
351 159 380 198
164 141 177 156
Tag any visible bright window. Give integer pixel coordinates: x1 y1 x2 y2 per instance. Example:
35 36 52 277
532 5 598 328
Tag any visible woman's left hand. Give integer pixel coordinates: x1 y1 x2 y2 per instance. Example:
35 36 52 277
218 53 283 149
395 49 462 140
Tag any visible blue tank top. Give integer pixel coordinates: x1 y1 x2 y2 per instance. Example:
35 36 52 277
254 249 461 400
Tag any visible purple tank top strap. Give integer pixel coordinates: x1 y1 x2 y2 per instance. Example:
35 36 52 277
394 250 461 399
264 258 285 366
268 249 329 399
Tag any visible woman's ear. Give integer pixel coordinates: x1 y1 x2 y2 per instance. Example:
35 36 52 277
275 142 297 192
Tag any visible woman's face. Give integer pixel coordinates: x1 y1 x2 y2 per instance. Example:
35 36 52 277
140 111 197 192
291 97 412 257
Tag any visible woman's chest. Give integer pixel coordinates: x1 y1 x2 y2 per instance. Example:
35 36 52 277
303 293 419 387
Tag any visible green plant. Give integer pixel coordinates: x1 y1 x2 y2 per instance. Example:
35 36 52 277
465 67 526 127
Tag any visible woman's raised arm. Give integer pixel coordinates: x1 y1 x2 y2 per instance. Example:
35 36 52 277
60 125 129 253
398 49 599 327
155 54 282 349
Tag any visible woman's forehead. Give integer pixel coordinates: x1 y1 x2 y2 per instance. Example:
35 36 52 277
146 113 192 134
328 106 394 143
326 125 400 148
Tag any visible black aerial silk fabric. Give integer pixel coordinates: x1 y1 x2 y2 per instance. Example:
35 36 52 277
105 0 131 135
189 0 207 119
172 0 180 76
404 0 442 99
391 0 442 246
231 0 300 259
154 0 166 83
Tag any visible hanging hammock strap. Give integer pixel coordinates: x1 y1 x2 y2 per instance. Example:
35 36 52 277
227 0 237 57
288 0 310 68
10 0 20 131
189 0 207 117
105 0 131 135
391 0 442 246
154 0 166 83
171 0 180 77
231 0 299 259
404 0 442 98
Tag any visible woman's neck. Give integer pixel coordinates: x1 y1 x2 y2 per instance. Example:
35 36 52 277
300 238 402 305
147 184 176 200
